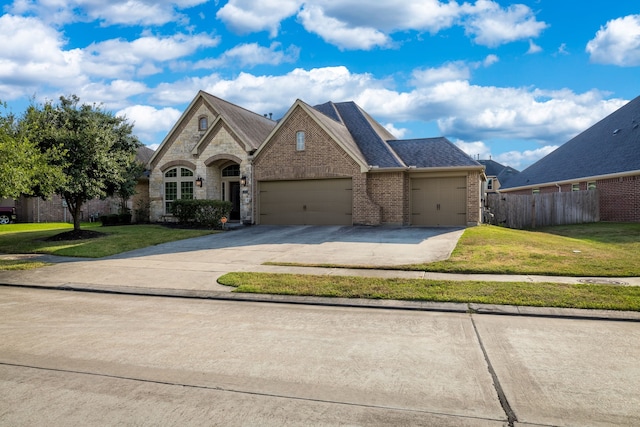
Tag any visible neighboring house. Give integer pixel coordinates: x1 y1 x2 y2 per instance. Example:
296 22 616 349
499 95 640 222
477 159 519 195
148 91 277 223
16 145 154 223
150 92 485 226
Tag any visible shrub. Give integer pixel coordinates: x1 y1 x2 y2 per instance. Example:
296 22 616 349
100 213 132 226
170 199 232 228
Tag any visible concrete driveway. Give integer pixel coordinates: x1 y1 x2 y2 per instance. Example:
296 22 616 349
0 225 465 291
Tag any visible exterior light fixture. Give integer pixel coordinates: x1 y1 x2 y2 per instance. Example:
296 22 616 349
240 176 247 186
195 177 203 187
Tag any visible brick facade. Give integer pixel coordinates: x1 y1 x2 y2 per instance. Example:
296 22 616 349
253 105 483 226
253 105 383 225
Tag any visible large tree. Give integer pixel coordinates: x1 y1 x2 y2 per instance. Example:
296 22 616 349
0 102 65 199
22 95 141 231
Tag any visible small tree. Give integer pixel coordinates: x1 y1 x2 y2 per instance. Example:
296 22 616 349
22 96 141 231
0 101 65 199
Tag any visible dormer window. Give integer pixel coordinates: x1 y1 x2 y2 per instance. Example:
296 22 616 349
296 131 305 151
198 116 208 131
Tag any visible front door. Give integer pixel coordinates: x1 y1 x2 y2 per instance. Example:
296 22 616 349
230 181 241 220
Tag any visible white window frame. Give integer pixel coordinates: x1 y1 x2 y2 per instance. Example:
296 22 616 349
296 131 305 151
164 167 194 214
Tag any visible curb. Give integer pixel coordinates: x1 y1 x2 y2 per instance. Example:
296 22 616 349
2 282 639 322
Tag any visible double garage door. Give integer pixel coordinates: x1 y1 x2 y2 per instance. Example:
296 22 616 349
259 179 352 225
411 176 467 226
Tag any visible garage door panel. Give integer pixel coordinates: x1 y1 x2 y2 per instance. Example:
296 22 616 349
411 177 467 226
260 179 352 225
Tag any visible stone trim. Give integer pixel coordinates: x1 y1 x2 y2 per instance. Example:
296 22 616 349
160 160 197 173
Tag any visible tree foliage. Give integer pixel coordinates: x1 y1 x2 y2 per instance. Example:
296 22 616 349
0 102 65 199
22 95 141 230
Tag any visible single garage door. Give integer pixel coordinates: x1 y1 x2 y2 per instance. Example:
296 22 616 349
259 178 352 225
411 176 467 226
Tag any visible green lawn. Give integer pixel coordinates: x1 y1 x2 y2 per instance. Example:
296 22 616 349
267 223 640 277
3 221 640 311
0 223 217 269
218 272 640 312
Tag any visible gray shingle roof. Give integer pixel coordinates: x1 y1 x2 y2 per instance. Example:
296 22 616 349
201 91 276 150
388 138 481 168
312 101 405 168
478 159 519 181
502 95 640 189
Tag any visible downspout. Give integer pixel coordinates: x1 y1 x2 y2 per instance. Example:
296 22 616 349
556 183 561 193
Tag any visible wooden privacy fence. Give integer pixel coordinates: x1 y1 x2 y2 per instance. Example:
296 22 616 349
486 190 600 229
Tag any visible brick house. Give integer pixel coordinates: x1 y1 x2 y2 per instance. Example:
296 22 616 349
499 95 640 222
148 91 276 223
150 92 485 226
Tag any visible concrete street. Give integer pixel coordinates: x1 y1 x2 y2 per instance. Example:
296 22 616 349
1 286 639 426
1 225 639 425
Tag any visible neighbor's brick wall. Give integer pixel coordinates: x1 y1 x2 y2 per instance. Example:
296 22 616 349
253 105 382 225
16 195 116 223
598 175 640 222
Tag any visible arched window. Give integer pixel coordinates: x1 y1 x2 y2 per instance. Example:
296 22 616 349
222 164 240 177
198 116 208 131
164 167 194 213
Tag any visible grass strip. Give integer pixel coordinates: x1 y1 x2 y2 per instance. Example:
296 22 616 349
218 272 640 311
0 259 49 270
0 223 217 259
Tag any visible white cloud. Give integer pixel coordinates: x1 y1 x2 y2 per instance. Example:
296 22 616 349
298 5 390 50
527 39 542 54
494 145 558 170
482 54 499 67
383 123 408 139
462 0 548 47
215 0 545 50
0 14 85 98
6 0 208 26
586 15 640 66
194 42 299 69
117 104 182 144
84 33 220 78
411 62 470 86
454 140 491 160
308 0 461 34
216 0 303 37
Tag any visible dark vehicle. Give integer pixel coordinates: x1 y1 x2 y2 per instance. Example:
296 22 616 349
0 206 16 224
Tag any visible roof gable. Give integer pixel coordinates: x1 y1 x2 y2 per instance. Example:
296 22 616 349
503 95 640 189
150 91 275 169
254 99 370 171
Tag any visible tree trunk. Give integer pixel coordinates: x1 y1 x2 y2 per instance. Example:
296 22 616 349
65 195 83 231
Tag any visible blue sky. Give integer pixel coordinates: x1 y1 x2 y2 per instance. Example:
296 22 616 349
1 0 639 170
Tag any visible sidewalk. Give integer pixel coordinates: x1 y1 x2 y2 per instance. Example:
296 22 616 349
2 252 639 322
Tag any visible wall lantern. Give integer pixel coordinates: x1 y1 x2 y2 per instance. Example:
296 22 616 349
240 176 247 186
195 177 203 187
